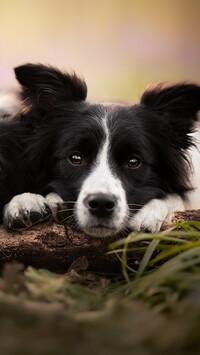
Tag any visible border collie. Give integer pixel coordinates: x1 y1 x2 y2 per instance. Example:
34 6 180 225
3 64 200 237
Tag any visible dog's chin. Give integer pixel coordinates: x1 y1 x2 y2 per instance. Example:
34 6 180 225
81 224 119 238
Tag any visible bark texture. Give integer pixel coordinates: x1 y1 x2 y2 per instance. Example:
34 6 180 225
0 210 199 273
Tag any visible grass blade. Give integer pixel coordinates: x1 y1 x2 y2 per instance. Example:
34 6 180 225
136 239 160 279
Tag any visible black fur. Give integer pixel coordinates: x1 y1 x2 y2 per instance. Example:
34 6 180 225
15 64 87 120
0 120 33 221
11 64 200 229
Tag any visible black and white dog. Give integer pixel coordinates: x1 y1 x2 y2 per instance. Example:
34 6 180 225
3 64 200 237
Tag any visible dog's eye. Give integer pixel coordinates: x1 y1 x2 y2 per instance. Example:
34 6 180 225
68 153 82 165
127 157 141 169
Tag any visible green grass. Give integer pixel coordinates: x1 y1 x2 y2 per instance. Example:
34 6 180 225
2 221 200 354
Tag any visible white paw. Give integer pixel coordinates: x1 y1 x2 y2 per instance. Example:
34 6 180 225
3 192 51 229
129 195 185 233
45 192 68 222
45 192 65 213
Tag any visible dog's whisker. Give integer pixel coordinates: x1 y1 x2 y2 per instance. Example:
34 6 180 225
50 209 74 218
128 203 144 207
58 214 75 224
68 221 79 230
56 208 75 212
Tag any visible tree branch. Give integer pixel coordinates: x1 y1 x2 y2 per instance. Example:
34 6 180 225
0 210 199 273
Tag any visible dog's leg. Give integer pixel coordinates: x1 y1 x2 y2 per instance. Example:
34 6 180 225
3 192 52 229
129 194 185 233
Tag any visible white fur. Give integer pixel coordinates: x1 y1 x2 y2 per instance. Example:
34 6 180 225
0 90 20 115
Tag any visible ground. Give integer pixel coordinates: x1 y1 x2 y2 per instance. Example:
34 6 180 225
1 219 200 354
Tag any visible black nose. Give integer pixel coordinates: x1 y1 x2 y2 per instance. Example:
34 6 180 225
84 194 116 218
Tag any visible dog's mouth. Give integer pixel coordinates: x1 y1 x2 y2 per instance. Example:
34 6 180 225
82 224 119 238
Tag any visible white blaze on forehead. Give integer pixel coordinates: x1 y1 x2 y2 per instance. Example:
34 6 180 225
80 115 121 196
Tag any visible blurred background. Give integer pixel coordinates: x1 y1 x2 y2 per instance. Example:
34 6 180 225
0 0 199 102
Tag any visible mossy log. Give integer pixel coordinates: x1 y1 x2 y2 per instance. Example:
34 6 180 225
0 210 199 273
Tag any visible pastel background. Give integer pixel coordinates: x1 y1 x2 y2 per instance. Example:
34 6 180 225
0 0 199 102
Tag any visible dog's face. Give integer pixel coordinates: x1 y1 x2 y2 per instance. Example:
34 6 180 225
48 103 170 237
15 64 200 236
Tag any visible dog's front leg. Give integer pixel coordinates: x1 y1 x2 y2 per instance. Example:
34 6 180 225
128 194 185 233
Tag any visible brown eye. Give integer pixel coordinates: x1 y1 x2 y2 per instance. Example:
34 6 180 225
127 157 141 169
68 153 82 165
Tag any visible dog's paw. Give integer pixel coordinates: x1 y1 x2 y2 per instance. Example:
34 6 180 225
128 195 185 233
45 192 65 212
45 192 68 223
3 193 52 229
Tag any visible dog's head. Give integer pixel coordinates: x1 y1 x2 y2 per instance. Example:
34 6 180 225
15 64 200 236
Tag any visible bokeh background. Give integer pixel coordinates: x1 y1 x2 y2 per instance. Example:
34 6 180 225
0 0 199 102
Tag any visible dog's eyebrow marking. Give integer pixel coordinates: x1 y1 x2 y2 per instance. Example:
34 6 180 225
79 105 114 193
86 107 117 193
96 111 110 168
93 104 119 172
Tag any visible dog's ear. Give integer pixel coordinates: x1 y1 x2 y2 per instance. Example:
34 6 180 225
140 83 200 147
14 63 87 113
